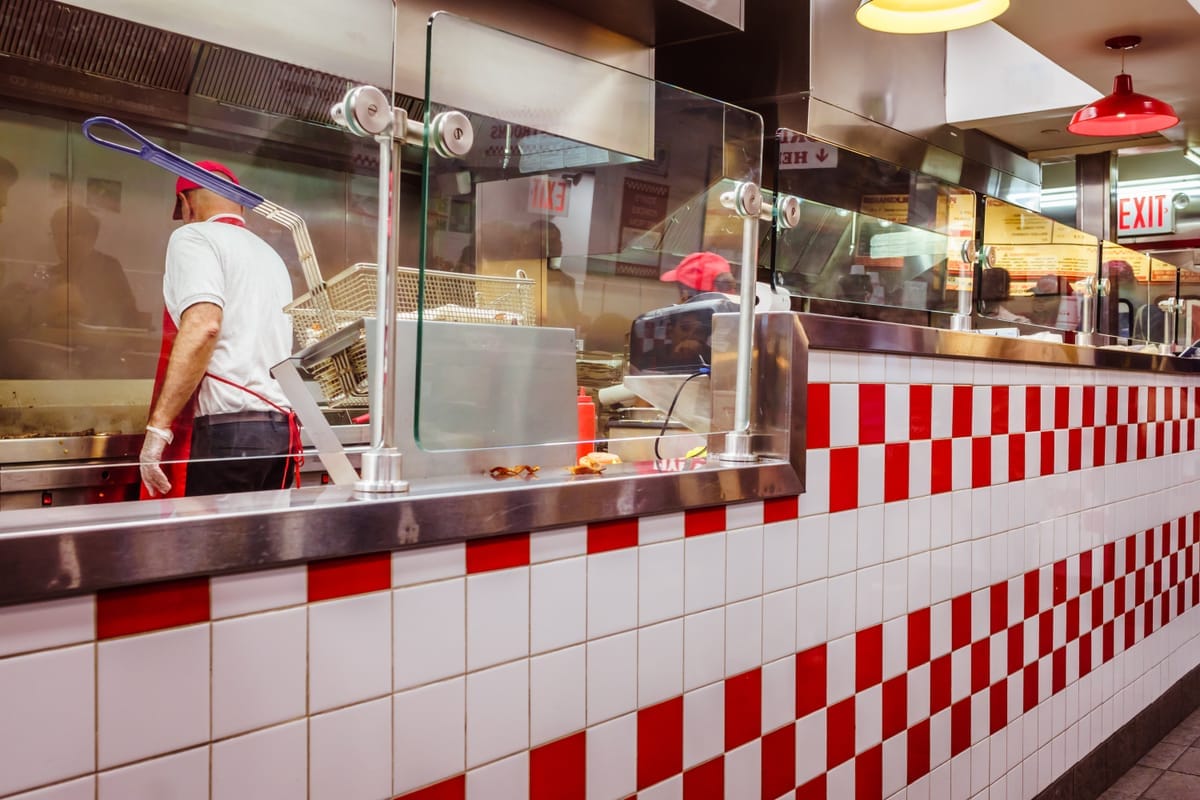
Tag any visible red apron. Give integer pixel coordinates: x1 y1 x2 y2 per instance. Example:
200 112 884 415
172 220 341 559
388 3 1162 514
140 215 301 499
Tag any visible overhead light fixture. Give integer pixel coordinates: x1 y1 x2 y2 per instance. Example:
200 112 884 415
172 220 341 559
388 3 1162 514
1068 36 1179 137
1184 149 1200 169
855 0 1009 34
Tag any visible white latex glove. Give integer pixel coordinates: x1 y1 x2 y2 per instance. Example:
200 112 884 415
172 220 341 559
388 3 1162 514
140 425 174 497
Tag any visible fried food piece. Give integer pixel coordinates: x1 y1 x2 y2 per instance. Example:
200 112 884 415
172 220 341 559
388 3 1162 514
566 463 605 475
489 464 540 479
579 451 621 467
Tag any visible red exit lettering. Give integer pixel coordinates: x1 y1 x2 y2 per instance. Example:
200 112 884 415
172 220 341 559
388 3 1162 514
1118 193 1169 233
528 176 570 215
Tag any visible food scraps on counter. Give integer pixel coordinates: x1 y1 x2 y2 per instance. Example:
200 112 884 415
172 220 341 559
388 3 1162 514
488 464 540 479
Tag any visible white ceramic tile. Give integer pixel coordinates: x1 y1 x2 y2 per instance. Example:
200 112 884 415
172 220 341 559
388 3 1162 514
727 501 764 530
309 591 392 712
98 625 208 769
910 440 933 499
829 351 858 383
212 720 306 800
724 739 762 799
763 588 798 664
726 526 764 602
683 608 725 691
860 446 886 508
830 383 860 447
0 595 94 658
909 552 932 611
795 708 827 785
795 579 828 652
857 564 884 629
589 549 638 638
884 730 907 798
909 497 932 554
393 543 465 587
951 439 972 492
586 712 636 800
797 515 829 585
466 752 529 800
809 351 832 382
393 677 465 795
587 631 637 725
639 541 684 627
639 619 683 708
886 383 911 444
828 572 857 640
883 559 908 622
212 607 306 738
466 567 529 671
210 566 305 619
530 525 587 562
394 578 465 690
829 510 859 576
908 663 931 727
310 698 391 800
932 385 954 439
6 777 95 800
859 505 885 568
883 616 907 681
763 519 799 593
684 532 726 613
640 511 685 544
762 655 796 734
725 597 763 677
467 660 529 768
0 644 94 797
860 353 888 382
801 449 830 517
531 558 586 655
530 645 586 746
638 775 682 800
930 600 951 659
683 682 725 769
827 634 856 704
102 748 207 800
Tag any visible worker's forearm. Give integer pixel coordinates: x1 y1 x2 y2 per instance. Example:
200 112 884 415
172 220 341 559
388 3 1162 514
148 311 220 430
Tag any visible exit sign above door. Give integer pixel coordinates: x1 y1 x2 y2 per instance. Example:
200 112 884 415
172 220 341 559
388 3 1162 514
1118 191 1176 237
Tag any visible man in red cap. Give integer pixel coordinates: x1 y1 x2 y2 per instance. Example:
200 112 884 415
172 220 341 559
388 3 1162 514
139 160 296 497
659 251 737 302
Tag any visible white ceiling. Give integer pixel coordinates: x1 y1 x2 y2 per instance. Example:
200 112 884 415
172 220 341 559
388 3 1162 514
961 0 1200 161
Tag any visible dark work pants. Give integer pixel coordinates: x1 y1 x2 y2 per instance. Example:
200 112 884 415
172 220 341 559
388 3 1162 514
186 418 295 497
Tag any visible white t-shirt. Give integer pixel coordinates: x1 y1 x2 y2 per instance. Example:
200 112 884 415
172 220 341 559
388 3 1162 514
163 214 293 418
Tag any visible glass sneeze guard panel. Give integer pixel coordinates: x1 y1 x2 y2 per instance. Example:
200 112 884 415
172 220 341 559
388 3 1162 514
416 13 763 467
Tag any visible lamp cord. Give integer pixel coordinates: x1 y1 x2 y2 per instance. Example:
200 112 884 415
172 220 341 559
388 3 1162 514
654 367 709 461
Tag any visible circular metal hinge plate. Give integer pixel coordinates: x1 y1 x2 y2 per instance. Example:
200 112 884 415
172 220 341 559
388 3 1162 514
776 195 801 229
430 111 474 158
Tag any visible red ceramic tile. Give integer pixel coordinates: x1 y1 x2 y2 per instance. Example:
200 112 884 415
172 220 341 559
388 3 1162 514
531 732 586 800
1066 598 1080 642
908 608 931 669
764 496 799 523
1040 430 1055 477
826 696 856 769
951 594 971 651
859 384 886 445
1103 621 1114 662
1143 602 1154 637
683 757 723 800
909 385 932 441
1008 433 1025 482
1156 422 1166 458
989 681 1007 735
1113 576 1126 616
761 723 796 800
930 654 951 715
1092 428 1106 468
465 534 530 575
907 719 931 783
1153 561 1163 598
1079 631 1092 678
1148 387 1158 422
855 745 882 800
1022 662 1038 713
1025 387 1041 431
970 639 990 694
1116 423 1129 464
884 443 910 504
1068 428 1082 472
808 384 831 450
952 386 973 438
725 668 762 751
1053 560 1067 606
588 519 639 554
1080 551 1094 594
1007 624 1024 676
1082 386 1096 428
1024 570 1040 618
686 506 727 537
990 582 1008 636
882 675 907 740
1189 420 1196 453
1038 611 1053 659
971 437 991 489
795 775 826 800
1054 387 1069 430
1104 543 1116 583
991 386 1009 435
856 624 883 692
796 644 827 718
1106 387 1119 426
1136 423 1148 461
1165 387 1175 421
930 438 953 495
1128 386 1139 423
395 775 466 800
1124 611 1136 649
1136 568 1146 606
97 576 210 639
829 448 859 513
1091 587 1104 630
307 552 392 601
638 698 683 790
1052 647 1066 694
950 698 971 757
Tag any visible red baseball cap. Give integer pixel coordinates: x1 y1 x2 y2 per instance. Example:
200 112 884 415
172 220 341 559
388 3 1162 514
660 251 733 292
173 161 239 220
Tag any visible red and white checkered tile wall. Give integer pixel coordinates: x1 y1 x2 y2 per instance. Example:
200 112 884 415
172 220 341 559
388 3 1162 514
1 350 1199 800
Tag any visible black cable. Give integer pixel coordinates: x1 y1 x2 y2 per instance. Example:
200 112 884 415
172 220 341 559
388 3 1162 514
654 368 709 461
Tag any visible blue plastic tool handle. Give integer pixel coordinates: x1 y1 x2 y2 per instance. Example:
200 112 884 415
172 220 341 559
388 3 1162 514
82 116 265 209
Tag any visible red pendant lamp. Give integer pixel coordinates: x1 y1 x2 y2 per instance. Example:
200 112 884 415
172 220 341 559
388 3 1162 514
1068 36 1179 137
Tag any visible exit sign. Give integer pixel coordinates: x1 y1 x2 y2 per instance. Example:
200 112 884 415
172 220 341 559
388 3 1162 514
778 133 838 170
1118 192 1175 237
527 175 570 215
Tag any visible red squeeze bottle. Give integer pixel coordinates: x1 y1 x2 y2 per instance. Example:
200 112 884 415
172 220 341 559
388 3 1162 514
576 387 596 462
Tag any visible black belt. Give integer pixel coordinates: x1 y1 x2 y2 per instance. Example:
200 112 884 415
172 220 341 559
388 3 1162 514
195 410 289 426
